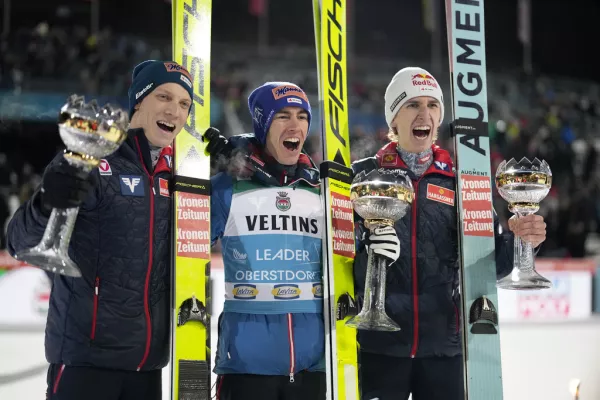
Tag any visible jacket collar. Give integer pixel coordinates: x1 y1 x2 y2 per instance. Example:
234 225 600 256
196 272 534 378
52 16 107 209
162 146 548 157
229 134 320 188
375 142 454 179
122 128 172 176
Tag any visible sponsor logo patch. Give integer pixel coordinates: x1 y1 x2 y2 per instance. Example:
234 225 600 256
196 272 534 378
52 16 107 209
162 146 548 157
426 183 454 206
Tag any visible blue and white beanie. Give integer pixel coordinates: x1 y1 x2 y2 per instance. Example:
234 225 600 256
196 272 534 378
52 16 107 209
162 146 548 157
127 60 194 118
247 82 312 145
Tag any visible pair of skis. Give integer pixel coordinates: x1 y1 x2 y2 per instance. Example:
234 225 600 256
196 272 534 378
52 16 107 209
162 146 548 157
168 0 503 399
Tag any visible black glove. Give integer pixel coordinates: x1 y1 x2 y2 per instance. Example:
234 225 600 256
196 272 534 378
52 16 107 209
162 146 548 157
202 127 233 158
40 161 93 210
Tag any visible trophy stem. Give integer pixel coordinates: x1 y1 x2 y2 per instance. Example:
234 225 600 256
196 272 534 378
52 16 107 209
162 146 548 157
346 232 401 332
362 248 378 315
516 233 534 273
16 207 82 277
374 257 389 313
497 212 552 290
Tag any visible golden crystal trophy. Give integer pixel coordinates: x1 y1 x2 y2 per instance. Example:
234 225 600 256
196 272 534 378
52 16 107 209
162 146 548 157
348 168 414 331
16 95 128 277
495 157 552 290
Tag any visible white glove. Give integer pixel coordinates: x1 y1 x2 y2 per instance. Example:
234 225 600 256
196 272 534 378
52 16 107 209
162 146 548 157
368 226 400 262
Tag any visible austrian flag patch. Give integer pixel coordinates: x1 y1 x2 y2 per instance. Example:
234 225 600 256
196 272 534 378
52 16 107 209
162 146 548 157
426 184 455 206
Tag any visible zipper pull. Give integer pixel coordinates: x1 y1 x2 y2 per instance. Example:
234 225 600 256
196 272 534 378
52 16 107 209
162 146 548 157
152 186 156 195
289 373 295 383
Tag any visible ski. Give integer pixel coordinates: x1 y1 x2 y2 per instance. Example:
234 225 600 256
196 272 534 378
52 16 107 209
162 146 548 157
170 0 213 399
444 0 504 399
312 0 359 399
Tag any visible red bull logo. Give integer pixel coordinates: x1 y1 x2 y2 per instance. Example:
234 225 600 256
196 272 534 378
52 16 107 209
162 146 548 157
412 73 438 89
411 73 436 80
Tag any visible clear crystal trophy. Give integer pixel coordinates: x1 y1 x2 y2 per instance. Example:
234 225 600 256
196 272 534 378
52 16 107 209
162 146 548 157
495 157 552 290
348 168 414 331
16 95 128 277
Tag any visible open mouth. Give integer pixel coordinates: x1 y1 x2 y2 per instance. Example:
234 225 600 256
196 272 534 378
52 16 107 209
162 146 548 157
157 121 175 133
283 137 300 151
412 125 431 140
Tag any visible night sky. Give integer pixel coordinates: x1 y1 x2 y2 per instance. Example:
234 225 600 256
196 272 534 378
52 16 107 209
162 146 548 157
5 0 600 82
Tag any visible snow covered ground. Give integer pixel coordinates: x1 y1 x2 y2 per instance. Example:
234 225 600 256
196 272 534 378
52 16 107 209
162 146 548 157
0 326 220 400
1 267 600 400
0 267 225 400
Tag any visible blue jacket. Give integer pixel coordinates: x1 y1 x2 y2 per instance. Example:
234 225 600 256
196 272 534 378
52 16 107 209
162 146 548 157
7 129 173 371
211 135 325 377
352 143 514 358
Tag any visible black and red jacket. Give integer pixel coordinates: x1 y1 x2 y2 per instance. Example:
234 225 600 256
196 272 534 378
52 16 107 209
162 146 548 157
7 128 173 371
351 143 513 358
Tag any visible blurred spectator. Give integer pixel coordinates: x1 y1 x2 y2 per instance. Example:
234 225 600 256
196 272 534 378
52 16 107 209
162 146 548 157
1 22 600 259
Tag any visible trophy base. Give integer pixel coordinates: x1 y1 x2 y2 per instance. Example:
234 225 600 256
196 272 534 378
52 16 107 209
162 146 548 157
345 311 401 332
16 248 82 278
496 268 552 290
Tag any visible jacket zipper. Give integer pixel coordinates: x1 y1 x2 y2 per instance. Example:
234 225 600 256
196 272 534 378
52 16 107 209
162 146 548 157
137 175 154 371
378 154 454 357
287 313 295 382
91 277 99 340
135 137 155 371
410 180 420 358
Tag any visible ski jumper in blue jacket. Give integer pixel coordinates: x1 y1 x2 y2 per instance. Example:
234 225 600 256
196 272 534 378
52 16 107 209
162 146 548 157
210 83 326 385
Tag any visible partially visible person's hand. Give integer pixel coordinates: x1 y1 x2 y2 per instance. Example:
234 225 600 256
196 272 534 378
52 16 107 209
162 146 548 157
202 127 233 158
508 214 546 248
41 162 93 210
